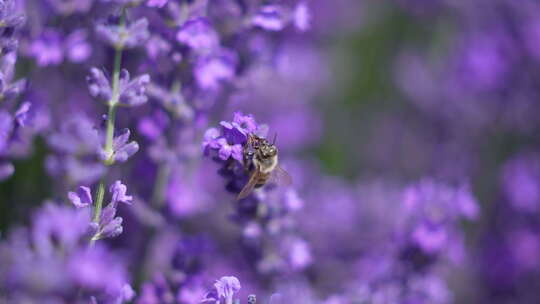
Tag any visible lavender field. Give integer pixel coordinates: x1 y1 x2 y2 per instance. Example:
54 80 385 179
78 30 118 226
0 0 538 303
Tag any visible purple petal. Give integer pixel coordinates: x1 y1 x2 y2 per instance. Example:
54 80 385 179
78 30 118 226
231 144 243 162
114 141 139 163
113 129 131 150
100 216 123 238
68 186 93 208
252 5 286 31
218 143 232 160
110 180 133 205
14 101 31 127
176 18 219 51
0 161 14 181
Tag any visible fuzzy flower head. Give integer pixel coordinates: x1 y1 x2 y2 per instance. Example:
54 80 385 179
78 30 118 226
401 180 479 255
176 18 219 51
91 204 124 240
293 2 311 32
147 0 168 8
0 70 26 103
96 16 150 49
118 70 151 106
68 186 93 208
195 50 237 90
110 180 133 206
215 276 241 300
28 29 64 66
0 0 24 52
87 68 150 107
252 5 287 31
203 276 241 304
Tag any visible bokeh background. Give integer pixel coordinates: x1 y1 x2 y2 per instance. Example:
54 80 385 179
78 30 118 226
1 0 539 303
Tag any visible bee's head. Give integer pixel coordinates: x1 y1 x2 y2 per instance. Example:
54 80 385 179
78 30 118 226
260 144 277 158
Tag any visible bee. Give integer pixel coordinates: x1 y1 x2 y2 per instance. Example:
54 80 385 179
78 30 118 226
237 133 292 200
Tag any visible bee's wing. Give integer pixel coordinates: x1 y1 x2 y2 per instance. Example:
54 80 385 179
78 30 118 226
237 170 261 200
269 165 292 187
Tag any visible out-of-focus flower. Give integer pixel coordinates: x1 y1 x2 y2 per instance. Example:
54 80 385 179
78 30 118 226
0 204 133 304
147 0 168 8
0 110 13 153
203 276 241 304
65 29 92 63
14 101 31 126
110 180 133 205
195 50 237 90
28 29 64 66
294 2 311 32
0 161 13 180
176 18 219 51
87 68 150 106
0 70 26 103
96 17 150 49
118 70 151 106
252 5 286 31
47 114 100 155
215 276 241 302
46 0 93 15
501 153 540 213
0 0 24 52
68 185 93 208
87 67 112 101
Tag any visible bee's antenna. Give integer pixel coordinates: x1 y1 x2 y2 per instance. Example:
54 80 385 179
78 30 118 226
272 133 277 145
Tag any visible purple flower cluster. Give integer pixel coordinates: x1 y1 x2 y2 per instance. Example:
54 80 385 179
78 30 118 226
68 180 133 241
204 113 312 276
0 0 37 181
0 203 133 304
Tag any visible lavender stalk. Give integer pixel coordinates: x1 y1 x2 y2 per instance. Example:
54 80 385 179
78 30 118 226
91 12 125 236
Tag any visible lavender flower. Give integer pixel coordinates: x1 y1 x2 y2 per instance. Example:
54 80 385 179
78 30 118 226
28 29 64 66
100 128 139 163
0 110 12 153
92 204 124 240
0 0 24 52
252 5 287 31
195 50 237 90
176 18 219 51
0 203 133 304
203 276 241 304
0 161 13 180
118 70 151 106
46 0 93 15
87 68 150 106
65 29 92 63
147 0 168 8
68 186 93 208
293 2 311 32
204 112 265 164
96 17 150 49
87 67 112 101
0 73 26 103
110 180 133 205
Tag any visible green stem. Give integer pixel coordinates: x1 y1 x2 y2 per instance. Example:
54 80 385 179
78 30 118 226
103 104 117 165
90 179 105 246
150 163 171 208
92 179 106 223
